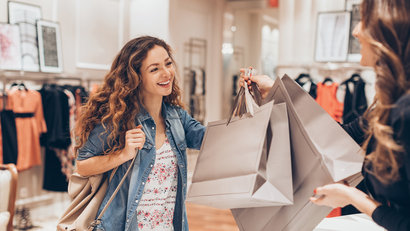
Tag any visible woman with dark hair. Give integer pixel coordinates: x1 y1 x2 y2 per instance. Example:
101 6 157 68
75 36 205 230
241 0 410 230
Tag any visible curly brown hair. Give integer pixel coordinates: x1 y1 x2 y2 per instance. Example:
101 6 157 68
361 0 410 183
74 36 184 156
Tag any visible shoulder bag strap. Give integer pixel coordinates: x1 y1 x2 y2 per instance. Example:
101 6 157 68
90 149 138 228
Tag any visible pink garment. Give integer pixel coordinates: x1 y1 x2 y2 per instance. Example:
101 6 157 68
136 138 178 230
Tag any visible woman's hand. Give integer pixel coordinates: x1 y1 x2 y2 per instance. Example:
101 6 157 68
310 183 381 217
310 183 354 208
122 125 146 161
239 68 274 99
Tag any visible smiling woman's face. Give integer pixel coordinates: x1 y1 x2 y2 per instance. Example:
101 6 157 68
139 45 175 100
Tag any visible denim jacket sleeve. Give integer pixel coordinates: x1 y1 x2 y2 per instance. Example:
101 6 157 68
77 124 111 160
177 108 206 150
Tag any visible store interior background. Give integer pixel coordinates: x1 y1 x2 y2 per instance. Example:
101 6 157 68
0 0 377 230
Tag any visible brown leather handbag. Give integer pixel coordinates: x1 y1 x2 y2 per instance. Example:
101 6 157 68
57 153 137 231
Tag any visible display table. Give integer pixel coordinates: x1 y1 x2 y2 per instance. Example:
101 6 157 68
314 213 385 231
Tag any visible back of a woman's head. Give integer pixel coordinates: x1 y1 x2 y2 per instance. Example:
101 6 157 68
75 36 182 155
361 0 410 183
361 0 410 101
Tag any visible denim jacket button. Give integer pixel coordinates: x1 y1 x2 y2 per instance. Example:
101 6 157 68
142 182 145 185
135 199 139 203
150 164 153 167
151 127 154 130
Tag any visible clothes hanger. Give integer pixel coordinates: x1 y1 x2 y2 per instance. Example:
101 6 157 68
342 73 363 85
322 77 334 84
18 82 28 91
295 73 313 85
296 73 311 81
10 82 18 89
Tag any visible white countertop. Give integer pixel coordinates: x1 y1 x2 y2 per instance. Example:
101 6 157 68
314 213 386 231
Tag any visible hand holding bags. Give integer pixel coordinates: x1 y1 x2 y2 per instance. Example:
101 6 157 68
187 83 293 209
231 75 364 231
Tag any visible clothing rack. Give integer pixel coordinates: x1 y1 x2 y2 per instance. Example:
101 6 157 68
184 38 207 71
275 62 373 76
183 37 207 123
0 71 103 92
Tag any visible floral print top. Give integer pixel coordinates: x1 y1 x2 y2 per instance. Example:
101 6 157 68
136 138 178 230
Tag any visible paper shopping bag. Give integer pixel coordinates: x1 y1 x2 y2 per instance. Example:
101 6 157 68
187 84 292 209
231 75 364 231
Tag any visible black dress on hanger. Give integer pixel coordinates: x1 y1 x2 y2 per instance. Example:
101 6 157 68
342 74 368 124
295 73 317 99
0 94 18 165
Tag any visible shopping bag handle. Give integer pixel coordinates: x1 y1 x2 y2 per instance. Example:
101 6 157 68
227 81 262 125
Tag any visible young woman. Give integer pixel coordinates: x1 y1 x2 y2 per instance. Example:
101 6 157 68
241 0 410 230
75 36 205 231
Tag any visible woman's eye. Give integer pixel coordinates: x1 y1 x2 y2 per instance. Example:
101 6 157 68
150 68 158 73
166 61 173 66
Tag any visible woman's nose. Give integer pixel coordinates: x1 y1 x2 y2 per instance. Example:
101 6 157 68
162 67 172 77
352 22 361 38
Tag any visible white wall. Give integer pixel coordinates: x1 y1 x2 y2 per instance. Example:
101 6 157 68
129 0 170 40
169 0 225 122
0 0 130 77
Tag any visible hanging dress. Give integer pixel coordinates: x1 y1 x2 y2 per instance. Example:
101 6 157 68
315 82 344 123
0 97 18 165
342 75 368 124
7 88 47 171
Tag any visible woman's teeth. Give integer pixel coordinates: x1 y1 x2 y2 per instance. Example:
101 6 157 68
158 80 170 85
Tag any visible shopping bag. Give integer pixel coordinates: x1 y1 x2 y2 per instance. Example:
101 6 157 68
231 75 364 231
187 83 293 209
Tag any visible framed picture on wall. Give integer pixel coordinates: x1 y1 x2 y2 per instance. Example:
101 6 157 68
36 20 63 73
0 23 22 70
8 1 42 72
346 0 362 62
314 11 351 62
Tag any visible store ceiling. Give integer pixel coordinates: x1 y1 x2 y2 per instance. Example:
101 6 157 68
226 0 272 10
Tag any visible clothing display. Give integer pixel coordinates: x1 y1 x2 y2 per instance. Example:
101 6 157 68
343 94 410 231
136 138 178 230
341 74 368 124
0 99 18 165
42 148 68 192
52 89 76 181
295 73 317 99
187 68 206 124
7 88 47 171
315 79 344 123
39 84 71 149
40 83 86 190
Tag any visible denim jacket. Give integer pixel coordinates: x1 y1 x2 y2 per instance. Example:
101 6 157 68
77 103 205 231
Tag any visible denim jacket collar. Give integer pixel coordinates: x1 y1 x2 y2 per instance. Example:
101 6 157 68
135 101 180 126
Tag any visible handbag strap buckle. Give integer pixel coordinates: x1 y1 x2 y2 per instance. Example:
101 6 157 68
88 219 101 230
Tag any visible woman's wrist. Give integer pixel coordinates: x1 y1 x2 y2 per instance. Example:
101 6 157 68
349 187 381 216
118 148 132 163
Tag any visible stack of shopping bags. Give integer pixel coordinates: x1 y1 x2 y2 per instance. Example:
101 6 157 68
187 75 364 231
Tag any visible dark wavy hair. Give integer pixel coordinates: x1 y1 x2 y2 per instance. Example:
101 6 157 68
361 0 410 183
74 36 184 156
